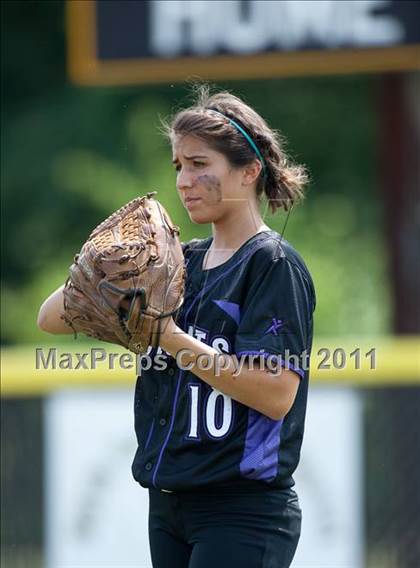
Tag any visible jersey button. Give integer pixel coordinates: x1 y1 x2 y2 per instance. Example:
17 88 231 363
159 418 167 426
145 462 153 471
168 369 175 376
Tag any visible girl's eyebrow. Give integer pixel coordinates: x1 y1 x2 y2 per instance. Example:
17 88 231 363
172 155 208 163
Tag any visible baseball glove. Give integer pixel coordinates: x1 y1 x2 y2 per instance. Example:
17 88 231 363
61 192 185 354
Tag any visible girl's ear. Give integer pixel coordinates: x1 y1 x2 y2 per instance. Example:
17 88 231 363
242 160 263 186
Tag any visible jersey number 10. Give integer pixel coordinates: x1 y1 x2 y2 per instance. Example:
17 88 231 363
187 384 234 439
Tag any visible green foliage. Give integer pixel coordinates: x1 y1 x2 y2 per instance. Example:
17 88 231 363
1 1 391 345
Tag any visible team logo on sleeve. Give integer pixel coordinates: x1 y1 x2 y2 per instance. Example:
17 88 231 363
264 318 284 336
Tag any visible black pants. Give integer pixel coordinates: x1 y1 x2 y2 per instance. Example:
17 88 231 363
148 484 301 568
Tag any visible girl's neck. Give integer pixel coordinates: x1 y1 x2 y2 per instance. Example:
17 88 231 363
210 206 269 251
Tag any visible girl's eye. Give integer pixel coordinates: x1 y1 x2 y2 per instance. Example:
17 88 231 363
174 162 205 173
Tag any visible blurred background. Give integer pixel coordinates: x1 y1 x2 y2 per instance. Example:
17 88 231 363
1 1 419 567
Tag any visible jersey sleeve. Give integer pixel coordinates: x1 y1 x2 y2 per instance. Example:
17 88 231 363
234 257 315 379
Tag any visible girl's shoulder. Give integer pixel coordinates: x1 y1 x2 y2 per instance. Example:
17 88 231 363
181 237 211 252
248 231 315 300
181 237 212 261
181 238 202 253
247 231 310 273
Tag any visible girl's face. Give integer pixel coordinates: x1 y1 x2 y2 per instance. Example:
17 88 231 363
172 134 257 224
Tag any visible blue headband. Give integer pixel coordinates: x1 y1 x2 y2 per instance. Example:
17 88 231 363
208 109 267 178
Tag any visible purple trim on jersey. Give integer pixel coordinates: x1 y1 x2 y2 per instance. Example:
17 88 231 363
152 370 184 487
151 238 272 488
240 411 283 482
144 418 155 451
236 350 305 379
213 300 241 325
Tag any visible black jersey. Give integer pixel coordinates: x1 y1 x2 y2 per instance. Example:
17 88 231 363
132 230 316 491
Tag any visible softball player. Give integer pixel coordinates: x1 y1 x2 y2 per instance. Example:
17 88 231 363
133 87 316 567
37 86 316 568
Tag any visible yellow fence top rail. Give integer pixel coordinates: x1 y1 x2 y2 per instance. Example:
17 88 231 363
1 337 419 396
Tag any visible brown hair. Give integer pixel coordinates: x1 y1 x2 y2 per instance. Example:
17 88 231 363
161 84 308 212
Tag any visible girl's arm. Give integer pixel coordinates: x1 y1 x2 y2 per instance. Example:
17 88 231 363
160 319 300 421
37 285 74 334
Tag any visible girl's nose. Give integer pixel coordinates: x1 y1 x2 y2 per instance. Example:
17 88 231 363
177 168 194 190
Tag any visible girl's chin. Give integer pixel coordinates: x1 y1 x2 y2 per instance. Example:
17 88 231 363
190 214 213 225
188 211 214 224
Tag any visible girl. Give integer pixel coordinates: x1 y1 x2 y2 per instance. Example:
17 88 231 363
38 86 316 568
